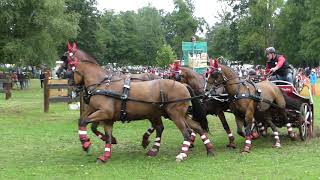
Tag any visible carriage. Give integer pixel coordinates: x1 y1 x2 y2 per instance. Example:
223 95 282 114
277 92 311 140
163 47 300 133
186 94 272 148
271 80 314 141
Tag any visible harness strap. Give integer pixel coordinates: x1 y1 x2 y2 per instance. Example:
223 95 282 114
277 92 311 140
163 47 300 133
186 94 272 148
120 77 131 123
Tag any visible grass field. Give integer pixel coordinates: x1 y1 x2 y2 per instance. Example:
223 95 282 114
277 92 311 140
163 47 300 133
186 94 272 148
0 80 320 179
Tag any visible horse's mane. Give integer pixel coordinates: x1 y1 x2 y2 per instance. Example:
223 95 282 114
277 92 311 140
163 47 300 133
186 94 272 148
77 49 98 64
220 64 238 79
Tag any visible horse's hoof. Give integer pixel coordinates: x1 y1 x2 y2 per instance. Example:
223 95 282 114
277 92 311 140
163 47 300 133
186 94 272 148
241 146 251 153
82 141 92 152
111 137 118 144
175 153 187 162
146 149 158 157
289 134 298 141
226 143 236 149
189 144 195 149
96 156 109 164
207 150 215 156
141 140 150 149
272 143 281 148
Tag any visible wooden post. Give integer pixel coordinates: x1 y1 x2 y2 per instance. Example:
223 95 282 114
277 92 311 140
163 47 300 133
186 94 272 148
4 80 12 100
44 78 49 113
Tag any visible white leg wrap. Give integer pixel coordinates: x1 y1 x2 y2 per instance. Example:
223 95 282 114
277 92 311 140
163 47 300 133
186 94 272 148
274 135 279 140
273 132 279 136
245 140 251 144
287 127 293 131
201 135 206 140
286 123 292 127
155 137 161 141
78 130 87 135
176 153 187 160
104 147 111 152
203 139 210 144
228 133 233 137
181 147 189 151
191 132 196 137
183 141 191 146
274 142 281 147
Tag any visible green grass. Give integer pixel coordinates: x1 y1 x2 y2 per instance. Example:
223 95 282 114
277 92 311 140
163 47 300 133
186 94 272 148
0 80 320 179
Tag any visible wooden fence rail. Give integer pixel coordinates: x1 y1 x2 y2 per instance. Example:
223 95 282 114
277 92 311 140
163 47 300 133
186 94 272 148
43 78 83 114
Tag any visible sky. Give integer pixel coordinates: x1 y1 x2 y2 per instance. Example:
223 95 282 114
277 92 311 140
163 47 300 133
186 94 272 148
96 0 228 27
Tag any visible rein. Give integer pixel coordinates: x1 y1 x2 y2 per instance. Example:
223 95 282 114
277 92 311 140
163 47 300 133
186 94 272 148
90 89 204 105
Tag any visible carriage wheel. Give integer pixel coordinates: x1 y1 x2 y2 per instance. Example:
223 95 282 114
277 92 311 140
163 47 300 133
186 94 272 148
299 103 313 141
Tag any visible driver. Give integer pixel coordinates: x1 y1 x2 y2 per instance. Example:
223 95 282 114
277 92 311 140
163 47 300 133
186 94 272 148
265 47 293 83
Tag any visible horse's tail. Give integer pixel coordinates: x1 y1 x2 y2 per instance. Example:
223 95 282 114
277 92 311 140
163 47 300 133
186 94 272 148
186 85 209 132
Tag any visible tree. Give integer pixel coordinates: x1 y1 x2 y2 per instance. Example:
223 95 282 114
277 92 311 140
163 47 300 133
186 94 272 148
299 0 320 66
163 0 204 58
155 44 176 67
275 0 306 66
0 0 79 66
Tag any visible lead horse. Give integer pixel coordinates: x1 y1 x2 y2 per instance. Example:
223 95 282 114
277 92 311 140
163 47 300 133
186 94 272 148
66 42 214 163
206 59 290 152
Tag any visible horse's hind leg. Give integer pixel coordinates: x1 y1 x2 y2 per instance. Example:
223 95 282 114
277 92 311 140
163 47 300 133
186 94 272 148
146 118 164 157
141 126 155 149
265 118 281 148
217 111 236 148
286 123 297 140
185 116 214 156
97 122 114 163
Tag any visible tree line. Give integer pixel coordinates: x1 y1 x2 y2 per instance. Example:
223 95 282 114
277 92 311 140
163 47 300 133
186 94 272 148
0 0 319 67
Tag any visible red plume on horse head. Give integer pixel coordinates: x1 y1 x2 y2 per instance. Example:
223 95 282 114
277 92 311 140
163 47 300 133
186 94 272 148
67 41 72 52
67 41 78 52
209 58 219 69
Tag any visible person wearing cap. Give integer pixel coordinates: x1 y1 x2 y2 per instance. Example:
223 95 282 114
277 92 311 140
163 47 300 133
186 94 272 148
265 47 293 83
310 69 317 96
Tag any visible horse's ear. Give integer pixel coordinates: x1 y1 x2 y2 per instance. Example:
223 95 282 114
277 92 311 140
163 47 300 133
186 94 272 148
67 41 72 52
209 58 214 67
213 58 219 68
72 42 78 51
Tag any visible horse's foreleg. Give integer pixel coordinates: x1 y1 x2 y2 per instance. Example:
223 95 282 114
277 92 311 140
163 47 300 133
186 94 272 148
242 112 255 153
97 123 114 163
146 118 164 157
257 122 267 136
78 118 92 152
185 115 214 156
235 116 245 137
217 111 236 148
91 122 118 144
168 108 192 162
141 126 155 149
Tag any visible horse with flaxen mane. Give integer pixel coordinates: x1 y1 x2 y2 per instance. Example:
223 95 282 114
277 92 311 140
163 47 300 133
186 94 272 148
172 66 236 148
206 59 290 152
65 42 213 163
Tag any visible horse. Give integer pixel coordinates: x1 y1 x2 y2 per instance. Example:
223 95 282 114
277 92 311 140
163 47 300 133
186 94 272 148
206 59 291 152
57 54 178 154
172 66 236 148
65 42 214 163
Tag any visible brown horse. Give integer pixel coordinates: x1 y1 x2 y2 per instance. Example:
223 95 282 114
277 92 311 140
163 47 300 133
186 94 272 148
57 54 167 151
173 66 236 148
66 43 213 163
206 59 289 152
